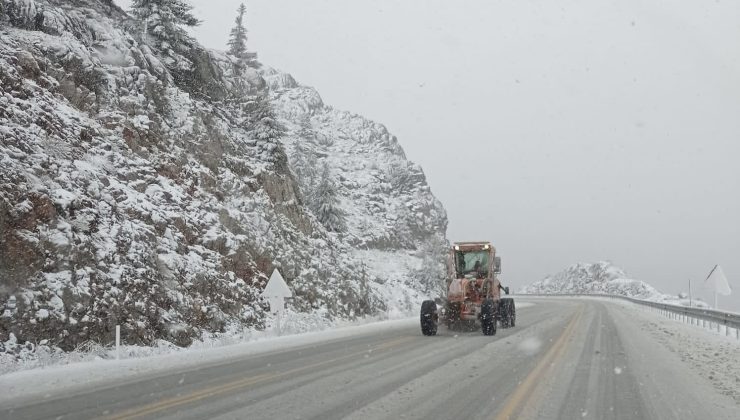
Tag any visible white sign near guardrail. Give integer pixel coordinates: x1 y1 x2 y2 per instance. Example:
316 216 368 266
705 265 732 309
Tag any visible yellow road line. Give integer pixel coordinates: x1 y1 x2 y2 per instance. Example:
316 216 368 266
105 374 273 420
373 336 416 351
103 335 416 420
494 306 584 420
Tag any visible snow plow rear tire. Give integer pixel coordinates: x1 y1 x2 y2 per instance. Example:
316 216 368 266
420 300 438 336
500 298 515 329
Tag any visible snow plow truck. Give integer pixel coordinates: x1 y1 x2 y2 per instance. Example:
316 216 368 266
420 241 515 336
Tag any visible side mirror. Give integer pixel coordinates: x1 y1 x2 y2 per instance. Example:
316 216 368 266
504 286 510 295
494 256 502 274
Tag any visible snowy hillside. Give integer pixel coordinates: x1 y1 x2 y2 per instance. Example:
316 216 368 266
0 0 447 362
520 261 662 298
264 68 448 302
521 261 709 307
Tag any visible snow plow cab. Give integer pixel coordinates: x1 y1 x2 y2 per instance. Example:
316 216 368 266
420 241 515 336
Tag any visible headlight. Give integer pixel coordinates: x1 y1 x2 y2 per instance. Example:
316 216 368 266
454 245 460 250
483 244 489 250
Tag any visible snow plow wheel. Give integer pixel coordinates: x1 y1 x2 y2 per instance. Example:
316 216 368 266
500 298 515 329
481 299 497 336
420 300 438 336
510 300 516 327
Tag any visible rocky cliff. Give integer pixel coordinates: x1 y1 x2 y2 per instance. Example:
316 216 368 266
0 0 447 360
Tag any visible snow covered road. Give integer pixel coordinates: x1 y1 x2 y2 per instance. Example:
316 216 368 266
2 298 738 419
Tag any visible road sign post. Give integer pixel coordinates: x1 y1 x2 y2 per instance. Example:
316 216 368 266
261 269 293 336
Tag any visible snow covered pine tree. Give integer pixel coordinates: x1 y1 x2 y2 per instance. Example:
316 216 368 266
131 0 200 69
244 95 285 142
291 140 318 197
290 115 319 193
313 163 347 232
227 3 258 70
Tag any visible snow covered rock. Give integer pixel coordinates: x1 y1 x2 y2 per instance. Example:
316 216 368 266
0 0 448 363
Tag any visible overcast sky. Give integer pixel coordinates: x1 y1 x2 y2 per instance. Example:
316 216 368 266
118 0 739 309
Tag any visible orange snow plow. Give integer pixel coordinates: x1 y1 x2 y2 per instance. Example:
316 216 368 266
421 241 514 336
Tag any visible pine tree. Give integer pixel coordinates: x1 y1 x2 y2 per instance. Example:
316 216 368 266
358 263 371 316
227 3 258 70
312 162 346 232
244 95 284 141
290 140 318 198
131 0 200 69
296 115 315 141
290 115 319 192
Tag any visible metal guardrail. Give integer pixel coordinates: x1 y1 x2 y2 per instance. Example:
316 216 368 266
518 293 740 337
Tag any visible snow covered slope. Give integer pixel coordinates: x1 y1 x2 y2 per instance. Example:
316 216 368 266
264 68 448 302
0 0 447 361
521 261 709 307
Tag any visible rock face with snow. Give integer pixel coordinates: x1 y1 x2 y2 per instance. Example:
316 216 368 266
264 68 448 300
0 0 447 356
520 261 662 299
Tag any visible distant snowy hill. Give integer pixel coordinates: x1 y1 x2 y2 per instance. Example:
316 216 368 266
521 261 709 307
0 0 447 361
520 261 662 298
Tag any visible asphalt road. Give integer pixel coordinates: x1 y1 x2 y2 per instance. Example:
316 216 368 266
3 298 738 419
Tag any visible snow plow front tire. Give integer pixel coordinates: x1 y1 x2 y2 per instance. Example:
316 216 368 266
420 300 438 336
481 299 497 336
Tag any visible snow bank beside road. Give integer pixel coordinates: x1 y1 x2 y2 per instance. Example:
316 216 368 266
0 304 418 376
1 299 537 405
609 299 740 404
0 316 416 405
